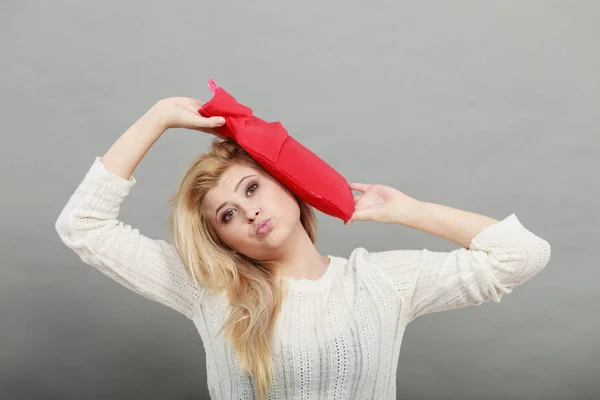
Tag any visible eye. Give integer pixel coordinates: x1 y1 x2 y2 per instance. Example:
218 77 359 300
221 209 235 223
221 182 259 224
246 182 258 196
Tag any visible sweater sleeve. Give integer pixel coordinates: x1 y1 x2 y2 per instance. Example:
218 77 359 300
367 214 551 323
54 157 207 319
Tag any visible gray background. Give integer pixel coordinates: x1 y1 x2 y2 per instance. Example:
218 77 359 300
1 0 598 399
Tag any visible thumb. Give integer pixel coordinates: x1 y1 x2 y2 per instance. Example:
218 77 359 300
201 116 226 128
344 210 367 225
190 108 226 127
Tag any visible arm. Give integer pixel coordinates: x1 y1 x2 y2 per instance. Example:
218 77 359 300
348 182 499 249
55 99 225 319
395 201 500 249
99 106 166 180
348 183 552 323
369 210 551 323
100 97 225 180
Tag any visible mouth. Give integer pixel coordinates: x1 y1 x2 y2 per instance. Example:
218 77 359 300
255 218 273 235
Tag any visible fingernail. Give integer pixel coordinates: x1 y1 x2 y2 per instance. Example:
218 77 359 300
215 117 225 125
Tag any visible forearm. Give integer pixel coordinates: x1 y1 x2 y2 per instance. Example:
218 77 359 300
100 106 166 180
398 201 499 248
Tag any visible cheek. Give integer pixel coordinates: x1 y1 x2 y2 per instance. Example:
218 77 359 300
272 190 300 219
215 226 247 252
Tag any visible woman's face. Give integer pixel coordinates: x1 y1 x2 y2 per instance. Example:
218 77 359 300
203 163 302 261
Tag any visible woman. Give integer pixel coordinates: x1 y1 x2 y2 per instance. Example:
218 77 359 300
55 96 551 399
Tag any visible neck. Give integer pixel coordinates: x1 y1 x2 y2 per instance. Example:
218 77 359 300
275 224 329 281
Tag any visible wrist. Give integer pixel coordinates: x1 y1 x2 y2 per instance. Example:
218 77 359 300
395 201 499 248
145 101 170 132
397 200 430 228
388 198 425 226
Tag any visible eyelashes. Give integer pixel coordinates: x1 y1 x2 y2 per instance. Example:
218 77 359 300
221 182 259 223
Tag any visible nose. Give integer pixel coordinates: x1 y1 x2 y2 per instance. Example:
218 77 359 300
244 207 260 223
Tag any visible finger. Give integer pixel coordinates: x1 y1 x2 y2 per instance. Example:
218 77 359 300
345 210 366 224
350 211 367 222
194 115 226 128
353 195 361 202
349 182 370 192
207 116 226 127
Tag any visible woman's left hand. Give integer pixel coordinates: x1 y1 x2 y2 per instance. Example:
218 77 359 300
345 183 422 225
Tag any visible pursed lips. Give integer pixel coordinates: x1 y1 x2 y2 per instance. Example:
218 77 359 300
255 218 272 234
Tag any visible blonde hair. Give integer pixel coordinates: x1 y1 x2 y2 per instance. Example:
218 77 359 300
167 138 318 399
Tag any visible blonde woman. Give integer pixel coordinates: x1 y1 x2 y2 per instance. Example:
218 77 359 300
55 96 552 400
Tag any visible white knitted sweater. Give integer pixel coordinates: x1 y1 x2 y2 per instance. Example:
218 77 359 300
55 157 551 399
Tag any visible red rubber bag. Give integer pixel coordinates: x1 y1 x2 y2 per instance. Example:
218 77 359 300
198 79 355 223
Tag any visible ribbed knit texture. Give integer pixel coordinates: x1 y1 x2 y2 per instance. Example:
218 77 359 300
55 157 551 399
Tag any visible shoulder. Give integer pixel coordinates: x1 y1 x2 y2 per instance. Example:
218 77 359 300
335 246 406 265
329 248 407 293
330 247 374 272
332 246 424 273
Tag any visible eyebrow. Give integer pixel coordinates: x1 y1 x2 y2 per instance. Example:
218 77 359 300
214 175 258 221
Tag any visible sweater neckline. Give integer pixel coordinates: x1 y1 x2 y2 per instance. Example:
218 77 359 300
281 255 338 292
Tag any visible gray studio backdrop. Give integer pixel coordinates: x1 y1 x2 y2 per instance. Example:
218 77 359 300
2 1 598 399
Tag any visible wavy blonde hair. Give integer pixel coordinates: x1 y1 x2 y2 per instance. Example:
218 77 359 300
167 138 318 399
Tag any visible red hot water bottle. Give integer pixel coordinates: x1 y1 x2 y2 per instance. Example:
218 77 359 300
198 79 355 222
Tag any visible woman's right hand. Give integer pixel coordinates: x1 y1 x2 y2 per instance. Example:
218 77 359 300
151 96 226 135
